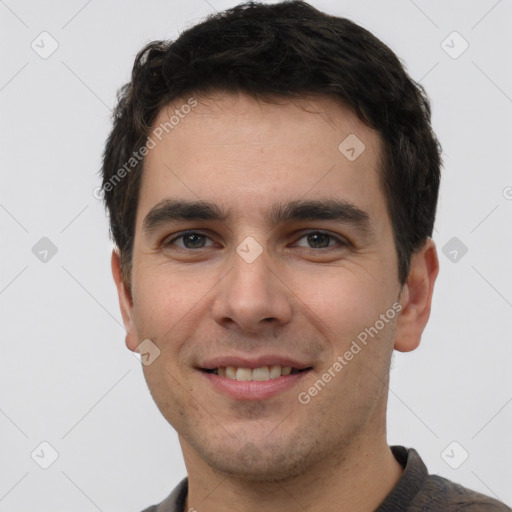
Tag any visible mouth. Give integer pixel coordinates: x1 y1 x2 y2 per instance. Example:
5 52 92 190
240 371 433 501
199 365 313 400
201 365 312 381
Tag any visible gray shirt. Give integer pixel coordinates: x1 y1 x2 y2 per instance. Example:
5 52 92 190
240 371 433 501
140 445 510 511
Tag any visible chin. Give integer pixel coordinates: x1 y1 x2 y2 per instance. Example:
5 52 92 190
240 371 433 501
210 455 310 483
190 435 322 483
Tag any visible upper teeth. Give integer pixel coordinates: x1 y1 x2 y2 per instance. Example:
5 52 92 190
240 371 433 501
217 365 293 381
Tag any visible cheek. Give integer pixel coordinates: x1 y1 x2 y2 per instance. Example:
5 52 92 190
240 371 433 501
133 264 207 336
141 357 194 434
295 265 387 323
292 267 397 360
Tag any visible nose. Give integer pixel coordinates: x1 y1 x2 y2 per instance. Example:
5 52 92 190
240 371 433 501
211 245 293 335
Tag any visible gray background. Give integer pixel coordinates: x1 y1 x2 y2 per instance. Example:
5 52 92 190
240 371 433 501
1 0 511 510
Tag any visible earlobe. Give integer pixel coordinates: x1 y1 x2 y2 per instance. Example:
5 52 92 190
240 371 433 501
111 249 139 352
394 238 439 353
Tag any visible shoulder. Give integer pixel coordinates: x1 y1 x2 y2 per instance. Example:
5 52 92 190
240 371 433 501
382 446 510 511
417 473 511 511
137 477 188 512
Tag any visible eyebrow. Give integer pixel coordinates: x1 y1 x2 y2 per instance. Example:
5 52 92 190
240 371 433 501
142 198 372 235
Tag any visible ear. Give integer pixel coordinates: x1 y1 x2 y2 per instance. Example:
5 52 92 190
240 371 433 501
111 248 139 352
394 238 439 352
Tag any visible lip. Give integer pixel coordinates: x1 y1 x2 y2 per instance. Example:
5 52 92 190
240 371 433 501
198 355 312 370
200 369 312 400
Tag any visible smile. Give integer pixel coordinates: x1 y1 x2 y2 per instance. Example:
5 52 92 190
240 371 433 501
203 365 311 381
200 366 313 400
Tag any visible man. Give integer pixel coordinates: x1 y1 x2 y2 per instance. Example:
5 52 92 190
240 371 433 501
100 1 510 510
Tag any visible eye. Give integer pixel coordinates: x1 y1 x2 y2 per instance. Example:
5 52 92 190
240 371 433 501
293 230 349 250
161 229 349 252
163 231 215 250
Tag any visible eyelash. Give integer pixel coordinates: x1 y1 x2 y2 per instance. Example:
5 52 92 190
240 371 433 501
162 230 349 251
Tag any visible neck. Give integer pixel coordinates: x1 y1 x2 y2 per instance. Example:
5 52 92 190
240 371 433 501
181 433 403 512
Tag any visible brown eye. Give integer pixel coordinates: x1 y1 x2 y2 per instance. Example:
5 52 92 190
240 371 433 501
294 230 348 249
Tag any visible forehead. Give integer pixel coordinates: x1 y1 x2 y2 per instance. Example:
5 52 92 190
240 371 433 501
136 92 387 231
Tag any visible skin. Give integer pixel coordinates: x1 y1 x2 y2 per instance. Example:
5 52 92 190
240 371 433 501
112 91 439 511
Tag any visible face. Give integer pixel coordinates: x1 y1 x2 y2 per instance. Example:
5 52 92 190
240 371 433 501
113 91 436 481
